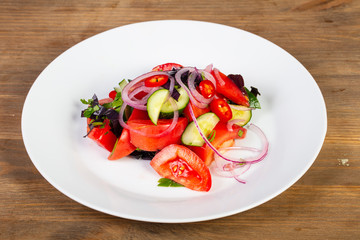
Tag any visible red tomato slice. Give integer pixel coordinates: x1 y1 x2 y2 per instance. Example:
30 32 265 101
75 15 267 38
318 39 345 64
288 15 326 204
183 101 210 121
128 108 149 121
144 75 168 87
152 63 183 71
150 144 211 192
210 98 233 122
189 122 247 166
107 109 149 160
127 118 188 151
99 97 113 105
198 80 215 99
108 129 136 160
87 119 117 152
212 69 249 107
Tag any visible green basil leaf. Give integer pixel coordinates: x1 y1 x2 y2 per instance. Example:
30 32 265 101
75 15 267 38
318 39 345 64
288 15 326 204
157 178 184 187
245 87 261 109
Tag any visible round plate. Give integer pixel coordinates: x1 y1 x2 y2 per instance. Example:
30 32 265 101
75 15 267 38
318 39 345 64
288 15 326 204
21 20 327 223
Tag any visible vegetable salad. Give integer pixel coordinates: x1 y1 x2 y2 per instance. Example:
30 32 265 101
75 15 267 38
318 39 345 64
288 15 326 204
81 63 268 192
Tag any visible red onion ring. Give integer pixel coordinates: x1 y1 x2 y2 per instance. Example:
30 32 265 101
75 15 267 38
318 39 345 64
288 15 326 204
204 64 213 73
122 71 170 110
227 119 246 132
118 100 179 138
212 163 251 178
128 85 160 105
187 102 268 164
213 68 226 86
175 67 208 109
199 70 216 87
187 70 213 106
230 105 254 111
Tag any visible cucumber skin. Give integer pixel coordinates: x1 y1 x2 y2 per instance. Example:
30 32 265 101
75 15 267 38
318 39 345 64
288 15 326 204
159 109 185 119
159 87 189 119
147 89 170 125
160 88 189 117
229 105 252 126
181 112 220 147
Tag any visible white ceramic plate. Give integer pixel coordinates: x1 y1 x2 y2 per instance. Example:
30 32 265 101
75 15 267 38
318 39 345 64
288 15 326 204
22 20 327 223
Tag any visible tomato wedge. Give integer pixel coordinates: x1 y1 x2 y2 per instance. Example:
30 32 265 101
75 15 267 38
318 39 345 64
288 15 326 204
108 129 135 160
189 122 247 166
152 63 183 71
87 119 117 152
107 109 149 160
127 118 188 151
98 97 113 105
150 144 211 191
212 68 249 107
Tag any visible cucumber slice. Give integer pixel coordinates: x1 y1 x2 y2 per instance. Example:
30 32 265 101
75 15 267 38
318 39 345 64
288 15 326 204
229 104 252 126
160 87 190 118
181 112 220 146
114 79 128 93
147 89 170 125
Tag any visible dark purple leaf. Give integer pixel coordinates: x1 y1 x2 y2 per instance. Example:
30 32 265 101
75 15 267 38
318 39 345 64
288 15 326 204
227 74 246 95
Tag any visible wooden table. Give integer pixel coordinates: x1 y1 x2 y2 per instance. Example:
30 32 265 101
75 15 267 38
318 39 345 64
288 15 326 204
1 0 359 239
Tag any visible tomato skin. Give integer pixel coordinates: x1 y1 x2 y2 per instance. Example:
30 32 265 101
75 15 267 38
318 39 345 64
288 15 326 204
87 119 117 152
152 63 183 71
109 90 117 100
189 122 247 166
150 144 211 191
127 118 188 151
108 129 136 160
183 101 210 121
212 69 249 107
128 108 149 121
107 109 149 160
210 98 233 122
144 75 168 87
199 80 215 99
99 97 113 105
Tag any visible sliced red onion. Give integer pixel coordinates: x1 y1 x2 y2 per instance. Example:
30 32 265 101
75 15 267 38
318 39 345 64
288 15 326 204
122 71 170 110
227 119 246 132
204 64 213 73
213 68 226 86
230 105 254 111
118 100 179 138
188 101 268 165
168 76 175 99
128 85 160 105
199 70 216 88
175 67 209 109
215 124 269 164
187 70 213 106
211 162 250 184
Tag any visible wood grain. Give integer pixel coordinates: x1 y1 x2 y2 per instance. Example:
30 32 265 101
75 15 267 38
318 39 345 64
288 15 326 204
1 0 359 239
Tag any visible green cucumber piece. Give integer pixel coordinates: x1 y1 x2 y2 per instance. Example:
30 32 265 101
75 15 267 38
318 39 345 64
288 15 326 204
181 112 220 146
147 89 170 125
114 79 128 93
229 104 252 126
160 87 190 118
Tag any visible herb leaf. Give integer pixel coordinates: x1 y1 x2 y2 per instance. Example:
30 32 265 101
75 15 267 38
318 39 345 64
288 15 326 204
245 87 261 109
111 92 123 111
207 130 216 142
80 98 93 105
157 178 184 187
